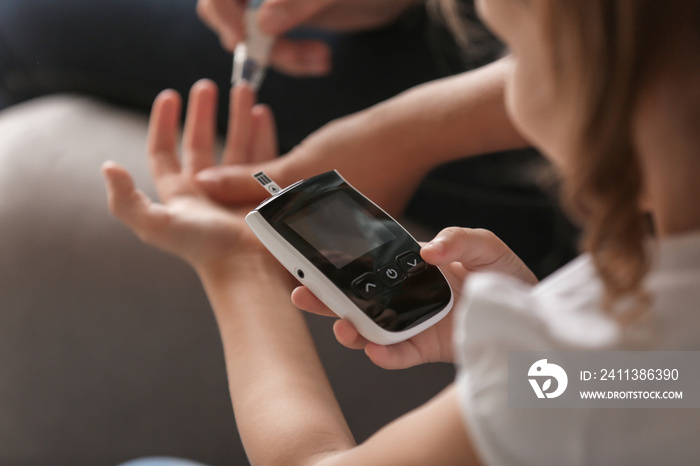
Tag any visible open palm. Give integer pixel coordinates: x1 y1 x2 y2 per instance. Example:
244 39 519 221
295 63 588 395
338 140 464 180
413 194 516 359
103 80 279 271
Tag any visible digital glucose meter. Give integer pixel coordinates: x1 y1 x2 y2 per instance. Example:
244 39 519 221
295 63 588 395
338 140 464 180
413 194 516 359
245 170 453 345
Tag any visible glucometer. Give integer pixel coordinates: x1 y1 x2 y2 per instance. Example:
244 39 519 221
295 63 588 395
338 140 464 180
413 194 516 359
245 170 453 345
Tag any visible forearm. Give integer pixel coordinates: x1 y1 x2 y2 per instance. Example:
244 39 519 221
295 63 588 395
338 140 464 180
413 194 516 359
197 255 355 465
283 57 526 214
300 57 523 164
367 56 527 166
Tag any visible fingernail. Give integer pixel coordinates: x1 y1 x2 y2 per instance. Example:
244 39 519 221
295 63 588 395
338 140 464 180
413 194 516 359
304 60 330 75
258 5 289 34
302 48 323 63
301 52 330 74
220 33 237 52
196 171 219 186
423 240 445 255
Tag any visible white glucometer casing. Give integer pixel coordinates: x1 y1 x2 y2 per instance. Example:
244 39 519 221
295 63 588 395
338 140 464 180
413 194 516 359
245 170 453 345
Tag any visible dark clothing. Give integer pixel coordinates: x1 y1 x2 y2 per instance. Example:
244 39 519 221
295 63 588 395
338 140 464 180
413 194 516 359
0 1 457 151
0 0 577 278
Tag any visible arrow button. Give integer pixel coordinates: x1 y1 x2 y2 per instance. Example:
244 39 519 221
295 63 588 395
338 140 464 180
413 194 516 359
352 273 383 300
397 252 427 274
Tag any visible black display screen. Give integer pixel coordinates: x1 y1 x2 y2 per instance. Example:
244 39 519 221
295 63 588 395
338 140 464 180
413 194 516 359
284 191 396 269
255 171 452 333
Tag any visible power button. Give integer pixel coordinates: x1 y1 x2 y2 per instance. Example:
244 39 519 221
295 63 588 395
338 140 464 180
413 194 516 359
377 263 406 287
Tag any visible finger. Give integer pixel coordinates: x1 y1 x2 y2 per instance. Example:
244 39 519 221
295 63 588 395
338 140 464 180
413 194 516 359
291 287 369 351
102 161 170 239
257 0 336 36
334 321 430 370
196 164 270 203
291 286 337 317
147 89 183 182
269 39 331 76
249 104 279 163
364 341 425 371
182 79 218 174
332 319 368 350
222 83 256 165
102 161 141 218
421 227 537 284
447 261 470 287
421 227 505 268
196 149 294 203
196 0 245 51
147 90 185 202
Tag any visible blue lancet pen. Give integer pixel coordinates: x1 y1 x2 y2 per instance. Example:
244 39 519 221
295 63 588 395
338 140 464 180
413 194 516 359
232 0 275 91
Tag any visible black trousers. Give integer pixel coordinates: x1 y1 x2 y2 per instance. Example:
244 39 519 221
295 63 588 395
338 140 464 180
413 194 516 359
0 0 450 151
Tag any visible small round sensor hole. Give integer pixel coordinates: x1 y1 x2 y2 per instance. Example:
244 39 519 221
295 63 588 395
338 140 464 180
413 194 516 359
297 270 305 279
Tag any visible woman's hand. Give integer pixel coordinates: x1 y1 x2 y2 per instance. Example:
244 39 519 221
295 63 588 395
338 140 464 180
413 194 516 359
194 59 527 218
197 0 418 75
102 79 279 273
292 227 538 370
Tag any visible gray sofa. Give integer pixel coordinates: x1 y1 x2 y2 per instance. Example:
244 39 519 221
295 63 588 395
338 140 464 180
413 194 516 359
0 96 454 466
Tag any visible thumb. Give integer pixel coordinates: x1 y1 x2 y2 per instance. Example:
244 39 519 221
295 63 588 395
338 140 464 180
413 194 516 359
196 164 268 203
257 0 335 35
102 161 170 240
196 158 295 204
421 227 538 284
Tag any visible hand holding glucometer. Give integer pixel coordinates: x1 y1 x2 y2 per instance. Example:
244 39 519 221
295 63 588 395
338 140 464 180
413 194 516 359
246 170 453 345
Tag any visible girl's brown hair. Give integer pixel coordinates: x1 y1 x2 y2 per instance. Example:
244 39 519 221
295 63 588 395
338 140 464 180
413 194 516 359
548 0 699 315
435 0 699 315
549 0 652 315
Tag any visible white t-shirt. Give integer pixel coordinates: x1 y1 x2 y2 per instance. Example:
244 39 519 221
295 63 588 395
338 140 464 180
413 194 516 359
455 232 700 466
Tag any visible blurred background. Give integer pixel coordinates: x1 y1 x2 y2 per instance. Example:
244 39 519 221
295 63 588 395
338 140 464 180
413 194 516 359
0 1 575 464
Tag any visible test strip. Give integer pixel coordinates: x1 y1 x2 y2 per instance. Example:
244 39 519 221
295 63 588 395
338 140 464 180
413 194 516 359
254 171 281 195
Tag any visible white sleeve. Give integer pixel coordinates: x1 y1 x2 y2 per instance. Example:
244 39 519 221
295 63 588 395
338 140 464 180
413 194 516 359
454 253 700 466
454 272 589 466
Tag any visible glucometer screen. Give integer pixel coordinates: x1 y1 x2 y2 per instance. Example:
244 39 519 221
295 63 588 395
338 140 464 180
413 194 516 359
285 191 396 269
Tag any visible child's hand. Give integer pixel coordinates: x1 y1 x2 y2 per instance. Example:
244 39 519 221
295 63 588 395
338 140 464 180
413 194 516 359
292 227 537 370
102 79 278 272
